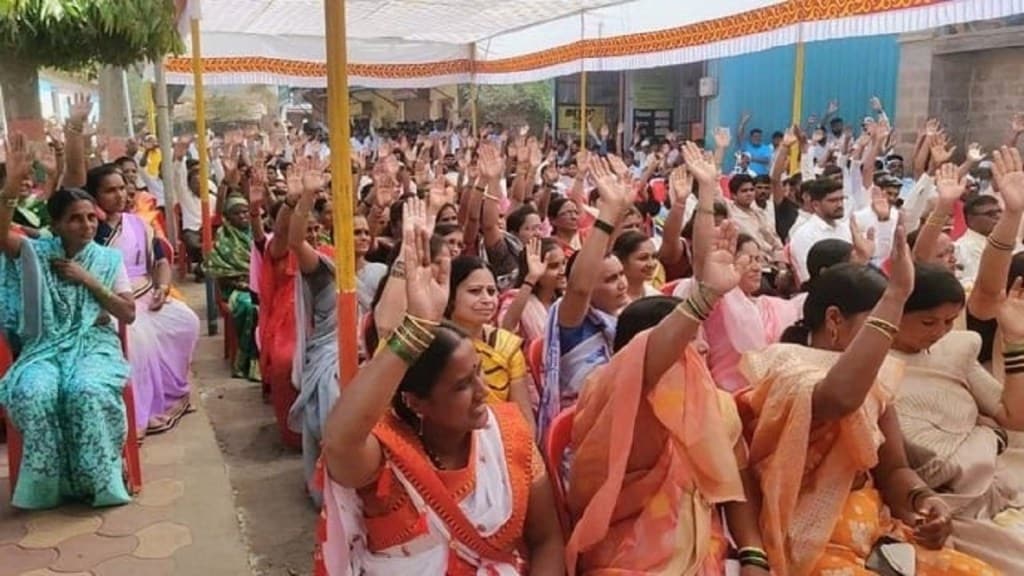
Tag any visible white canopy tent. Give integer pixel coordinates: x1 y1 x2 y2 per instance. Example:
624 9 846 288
166 0 1024 88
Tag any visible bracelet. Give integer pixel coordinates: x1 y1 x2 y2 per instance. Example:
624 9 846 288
994 427 1009 455
674 301 703 324
987 235 1015 252
907 486 936 511
1004 342 1024 358
385 314 439 366
593 219 615 236
737 547 770 571
474 185 487 193
1 195 18 208
864 316 898 340
521 280 536 291
739 557 770 571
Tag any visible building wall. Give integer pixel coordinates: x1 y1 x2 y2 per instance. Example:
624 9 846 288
705 35 900 165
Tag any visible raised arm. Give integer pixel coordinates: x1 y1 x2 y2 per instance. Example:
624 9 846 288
0 133 28 257
477 144 507 250
268 170 299 259
658 165 693 268
991 283 1024 430
62 94 93 189
499 238 544 333
914 164 962 263
712 127 732 173
737 113 750 147
811 228 914 422
322 199 450 488
287 166 324 275
969 146 1024 320
680 141 720 278
912 119 938 179
557 157 632 328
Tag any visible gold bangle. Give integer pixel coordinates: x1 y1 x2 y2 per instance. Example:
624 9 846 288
988 236 1015 252
863 322 895 341
866 316 898 334
674 301 703 324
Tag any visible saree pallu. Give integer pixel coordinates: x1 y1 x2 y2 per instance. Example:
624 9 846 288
0 238 130 509
497 291 549 344
205 222 259 380
567 330 744 576
537 299 616 442
258 245 301 448
106 213 198 435
315 404 535 575
740 344 997 575
890 331 1024 574
289 258 340 505
475 326 527 405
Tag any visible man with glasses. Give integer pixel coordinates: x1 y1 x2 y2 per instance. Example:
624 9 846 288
955 195 1019 283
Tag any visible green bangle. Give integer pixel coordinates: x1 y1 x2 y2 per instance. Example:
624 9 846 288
387 332 419 365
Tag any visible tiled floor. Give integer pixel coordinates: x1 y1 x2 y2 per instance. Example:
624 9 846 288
0 284 253 576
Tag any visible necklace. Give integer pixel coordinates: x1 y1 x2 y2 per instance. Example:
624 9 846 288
420 436 447 470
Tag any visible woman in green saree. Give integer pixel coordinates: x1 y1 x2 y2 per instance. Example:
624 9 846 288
0 133 137 510
205 194 260 381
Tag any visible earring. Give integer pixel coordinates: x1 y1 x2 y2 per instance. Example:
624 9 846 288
415 413 424 436
830 327 839 346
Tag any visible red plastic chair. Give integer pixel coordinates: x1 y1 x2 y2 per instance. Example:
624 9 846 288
5 325 142 500
214 285 238 364
544 405 576 536
526 338 544 395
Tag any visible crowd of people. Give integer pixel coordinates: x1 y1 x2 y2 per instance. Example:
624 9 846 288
1 92 1023 575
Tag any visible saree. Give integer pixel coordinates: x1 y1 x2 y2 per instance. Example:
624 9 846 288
133 190 166 239
567 330 744 576
258 243 302 448
537 299 617 442
288 257 341 505
497 291 549 344
0 238 130 509
205 218 260 381
315 403 536 575
890 330 1024 573
104 213 199 435
673 279 801 392
475 326 527 405
739 344 998 575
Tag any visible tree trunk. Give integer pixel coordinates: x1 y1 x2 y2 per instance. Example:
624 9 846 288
0 59 43 139
99 66 130 138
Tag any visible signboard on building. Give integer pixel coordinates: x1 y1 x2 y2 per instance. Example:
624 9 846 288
557 105 608 134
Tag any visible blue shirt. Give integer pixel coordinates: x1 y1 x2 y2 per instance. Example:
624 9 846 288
741 142 774 176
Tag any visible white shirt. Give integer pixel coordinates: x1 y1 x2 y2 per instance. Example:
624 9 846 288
729 201 781 254
788 213 852 283
955 228 987 284
853 206 899 266
173 161 218 232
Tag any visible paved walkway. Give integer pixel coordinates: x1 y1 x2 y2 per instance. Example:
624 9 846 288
0 282 314 576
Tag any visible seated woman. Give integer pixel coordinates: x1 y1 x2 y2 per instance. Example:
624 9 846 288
538 157 633 439
0 137 136 509
569 220 769 575
316 198 564 575
498 237 565 344
204 193 259 381
114 155 165 238
888 263 1024 573
738 232 997 575
612 230 660 301
445 255 534 426
88 163 199 436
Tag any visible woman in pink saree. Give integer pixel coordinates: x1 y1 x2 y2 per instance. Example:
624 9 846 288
88 164 200 436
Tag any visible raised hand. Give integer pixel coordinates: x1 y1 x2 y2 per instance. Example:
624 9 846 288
606 153 631 182
680 141 718 186
781 126 799 148
698 219 742 295
935 163 965 203
924 118 941 138
2 133 29 196
588 156 631 215
849 217 876 264
402 197 449 322
67 93 93 129
527 138 542 169
668 165 693 204
869 96 883 112
872 118 892 144
868 186 890 220
478 144 504 180
523 237 546 284
713 126 731 149
930 134 955 165
992 146 1024 213
967 142 985 164
1012 113 1024 136
740 112 752 125
998 278 1024 342
887 225 915 299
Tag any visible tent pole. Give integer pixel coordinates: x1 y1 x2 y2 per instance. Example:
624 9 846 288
790 34 805 176
325 0 358 389
579 11 587 151
190 17 217 336
470 44 478 135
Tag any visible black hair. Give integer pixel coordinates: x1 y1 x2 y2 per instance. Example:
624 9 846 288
781 263 887 344
613 296 680 352
753 174 772 186
904 263 965 313
729 173 755 195
47 187 95 222
85 163 123 197
391 322 470 430
507 204 538 235
445 255 494 318
804 239 853 287
548 196 572 221
964 194 999 218
736 233 758 252
436 202 458 221
434 222 462 238
113 156 137 168
750 128 763 136
830 117 844 125
807 177 843 202
611 230 651 262
515 237 560 289
771 131 785 140
821 165 844 180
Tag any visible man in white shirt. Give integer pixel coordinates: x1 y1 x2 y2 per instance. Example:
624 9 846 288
789 178 851 283
955 195 1021 283
852 176 902 266
174 160 218 279
727 174 783 258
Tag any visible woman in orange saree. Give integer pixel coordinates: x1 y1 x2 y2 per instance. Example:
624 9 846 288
567 216 768 575
738 231 998 576
317 199 564 575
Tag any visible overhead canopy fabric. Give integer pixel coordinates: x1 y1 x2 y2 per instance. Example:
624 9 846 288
165 0 1023 87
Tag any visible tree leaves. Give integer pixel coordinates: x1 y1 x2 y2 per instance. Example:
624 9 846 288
0 0 183 71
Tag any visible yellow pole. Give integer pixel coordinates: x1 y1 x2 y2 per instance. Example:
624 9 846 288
790 38 805 175
145 81 157 135
324 0 358 389
190 17 217 335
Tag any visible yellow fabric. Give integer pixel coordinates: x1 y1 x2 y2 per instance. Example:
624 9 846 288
144 149 162 178
475 325 525 404
651 260 666 290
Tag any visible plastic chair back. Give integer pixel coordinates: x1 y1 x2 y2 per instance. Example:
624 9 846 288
544 405 576 536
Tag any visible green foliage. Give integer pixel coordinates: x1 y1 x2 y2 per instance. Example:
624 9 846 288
459 81 553 132
0 0 182 70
